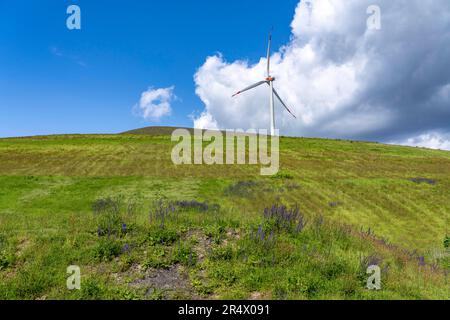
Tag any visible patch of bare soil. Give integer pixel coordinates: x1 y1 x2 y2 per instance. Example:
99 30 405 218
185 229 213 263
128 265 197 299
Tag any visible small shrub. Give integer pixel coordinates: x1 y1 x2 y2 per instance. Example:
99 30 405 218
0 235 14 270
249 225 275 248
211 267 237 285
149 198 176 229
300 276 323 298
116 288 140 300
146 288 165 300
444 235 450 248
321 260 348 280
93 239 122 262
287 276 310 293
204 224 226 244
118 254 135 272
224 181 259 198
209 245 233 261
0 252 11 270
273 285 288 300
0 251 15 270
342 276 359 297
143 257 172 270
80 279 104 299
93 197 128 238
191 277 214 296
174 200 219 212
142 246 171 269
272 171 294 180
147 228 179 246
263 204 307 234
173 243 197 266
0 235 6 249
92 197 121 215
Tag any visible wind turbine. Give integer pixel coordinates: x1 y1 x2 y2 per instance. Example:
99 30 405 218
232 33 296 136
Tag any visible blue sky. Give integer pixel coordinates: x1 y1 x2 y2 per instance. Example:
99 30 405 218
0 0 299 137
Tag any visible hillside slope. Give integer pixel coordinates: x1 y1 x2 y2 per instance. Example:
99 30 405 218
0 129 448 299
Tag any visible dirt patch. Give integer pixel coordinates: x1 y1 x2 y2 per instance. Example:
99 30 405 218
185 229 213 263
128 265 197 299
408 177 437 185
249 291 272 300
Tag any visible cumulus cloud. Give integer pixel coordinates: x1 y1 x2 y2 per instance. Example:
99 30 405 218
393 132 450 151
193 0 450 150
135 86 175 121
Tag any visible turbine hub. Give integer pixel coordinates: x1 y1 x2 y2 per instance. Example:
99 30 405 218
266 76 275 81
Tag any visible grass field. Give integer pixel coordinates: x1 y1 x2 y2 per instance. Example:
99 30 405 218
0 127 448 299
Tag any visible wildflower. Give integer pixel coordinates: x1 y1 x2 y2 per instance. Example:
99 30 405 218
122 244 131 254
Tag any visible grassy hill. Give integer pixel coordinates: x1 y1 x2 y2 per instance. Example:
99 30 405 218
0 128 448 299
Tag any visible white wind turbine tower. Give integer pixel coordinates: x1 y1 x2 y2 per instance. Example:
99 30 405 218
232 33 296 136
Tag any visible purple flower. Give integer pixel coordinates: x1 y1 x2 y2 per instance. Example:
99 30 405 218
122 244 130 253
418 256 425 266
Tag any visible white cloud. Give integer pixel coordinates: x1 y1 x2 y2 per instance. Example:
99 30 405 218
193 111 219 130
135 86 175 121
192 0 450 150
393 132 450 151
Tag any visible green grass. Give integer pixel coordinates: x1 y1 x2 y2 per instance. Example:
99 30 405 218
0 129 448 299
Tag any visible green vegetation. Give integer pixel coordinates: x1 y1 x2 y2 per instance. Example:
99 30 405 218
0 129 448 299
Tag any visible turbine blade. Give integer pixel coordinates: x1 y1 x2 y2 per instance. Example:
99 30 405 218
232 81 267 97
266 33 272 77
272 87 297 119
